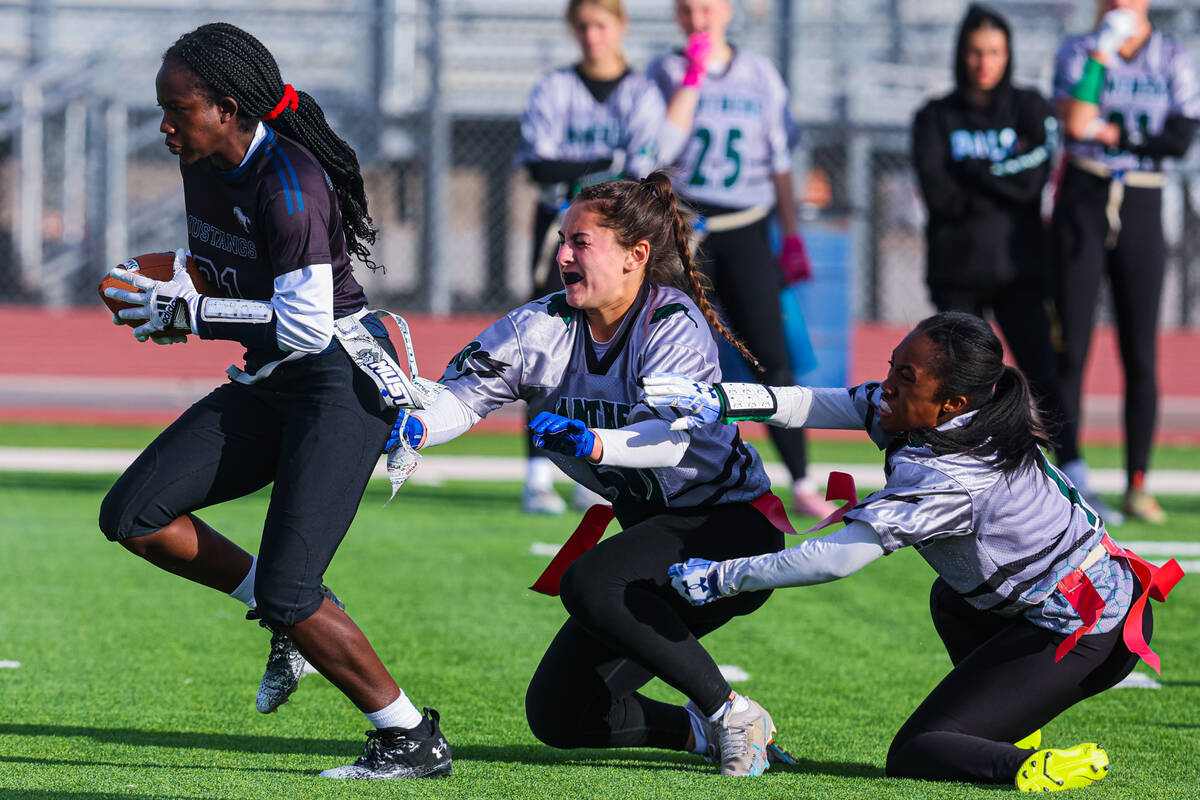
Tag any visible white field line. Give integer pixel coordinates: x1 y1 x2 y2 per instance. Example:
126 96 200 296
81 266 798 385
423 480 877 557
3 447 1200 496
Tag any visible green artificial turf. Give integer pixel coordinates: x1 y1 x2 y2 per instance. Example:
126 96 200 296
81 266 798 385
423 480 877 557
0 473 1197 799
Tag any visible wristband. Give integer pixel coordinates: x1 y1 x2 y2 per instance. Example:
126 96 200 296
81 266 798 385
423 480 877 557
1069 57 1106 106
682 65 705 88
716 383 778 422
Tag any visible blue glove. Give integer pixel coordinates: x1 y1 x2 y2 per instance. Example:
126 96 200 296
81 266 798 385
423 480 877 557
668 558 722 606
529 411 596 458
640 373 723 431
384 410 425 454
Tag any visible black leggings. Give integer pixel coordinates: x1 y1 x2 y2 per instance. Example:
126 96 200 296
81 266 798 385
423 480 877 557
1051 165 1166 480
526 502 784 750
886 577 1147 784
929 284 1068 453
698 214 809 482
98 340 398 627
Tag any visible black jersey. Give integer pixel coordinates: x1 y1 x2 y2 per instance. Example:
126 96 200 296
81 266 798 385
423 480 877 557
181 125 366 366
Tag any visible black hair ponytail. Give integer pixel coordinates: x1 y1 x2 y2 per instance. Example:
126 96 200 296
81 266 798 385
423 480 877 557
916 312 1052 473
164 22 380 271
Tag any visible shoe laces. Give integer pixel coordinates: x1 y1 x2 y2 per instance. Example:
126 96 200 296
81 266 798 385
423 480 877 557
356 729 391 767
717 715 754 761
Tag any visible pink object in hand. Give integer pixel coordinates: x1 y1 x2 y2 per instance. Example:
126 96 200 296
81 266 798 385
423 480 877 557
682 31 713 88
780 233 812 283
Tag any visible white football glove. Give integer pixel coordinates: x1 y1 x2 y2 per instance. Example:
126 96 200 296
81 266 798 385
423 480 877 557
1096 8 1139 59
641 372 723 431
103 248 202 343
668 558 726 606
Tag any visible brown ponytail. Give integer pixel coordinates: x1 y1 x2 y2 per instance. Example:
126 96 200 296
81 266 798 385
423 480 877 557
574 171 760 370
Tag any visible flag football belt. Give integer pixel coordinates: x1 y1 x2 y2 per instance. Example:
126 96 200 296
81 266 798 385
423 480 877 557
528 472 861 596
1069 156 1165 250
330 308 447 503
1054 533 1184 673
687 205 771 259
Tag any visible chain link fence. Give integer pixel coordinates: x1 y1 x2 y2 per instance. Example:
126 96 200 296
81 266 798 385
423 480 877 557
0 0 1198 326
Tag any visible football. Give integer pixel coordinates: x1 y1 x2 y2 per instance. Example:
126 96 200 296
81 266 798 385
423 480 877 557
99 251 219 325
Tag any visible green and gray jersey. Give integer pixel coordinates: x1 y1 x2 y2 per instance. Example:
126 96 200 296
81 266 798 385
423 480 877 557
440 283 770 508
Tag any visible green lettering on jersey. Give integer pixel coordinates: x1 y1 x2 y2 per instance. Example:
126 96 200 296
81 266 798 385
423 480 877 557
450 341 481 372
543 293 574 325
650 302 698 327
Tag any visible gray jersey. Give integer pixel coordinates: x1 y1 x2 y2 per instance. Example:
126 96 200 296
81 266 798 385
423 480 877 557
812 384 1135 635
516 66 665 181
1054 30 1200 171
647 49 792 208
440 283 770 507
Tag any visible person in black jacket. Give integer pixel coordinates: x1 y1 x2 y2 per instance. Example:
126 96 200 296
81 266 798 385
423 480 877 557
912 4 1066 453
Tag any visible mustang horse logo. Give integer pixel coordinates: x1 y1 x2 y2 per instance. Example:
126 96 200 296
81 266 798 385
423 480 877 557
232 207 251 232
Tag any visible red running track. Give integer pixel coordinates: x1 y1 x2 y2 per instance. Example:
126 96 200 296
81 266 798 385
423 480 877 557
2 307 1197 442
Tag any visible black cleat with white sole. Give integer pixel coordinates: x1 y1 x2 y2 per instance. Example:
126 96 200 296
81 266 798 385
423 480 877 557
320 708 452 780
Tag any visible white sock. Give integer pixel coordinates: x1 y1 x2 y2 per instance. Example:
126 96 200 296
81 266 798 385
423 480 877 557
228 556 257 609
526 456 555 491
365 691 424 731
793 477 818 495
685 704 709 754
708 692 749 722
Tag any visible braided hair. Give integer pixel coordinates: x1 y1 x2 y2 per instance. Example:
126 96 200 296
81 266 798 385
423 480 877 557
164 22 379 271
915 311 1052 474
574 171 760 369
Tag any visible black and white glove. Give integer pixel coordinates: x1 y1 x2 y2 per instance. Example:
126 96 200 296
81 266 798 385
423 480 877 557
641 372 779 430
103 248 201 343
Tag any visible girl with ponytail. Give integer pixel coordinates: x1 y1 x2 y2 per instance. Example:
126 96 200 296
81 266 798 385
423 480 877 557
388 169 790 776
644 310 1182 791
100 23 452 781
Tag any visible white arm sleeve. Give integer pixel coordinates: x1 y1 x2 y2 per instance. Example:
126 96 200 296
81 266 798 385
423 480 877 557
272 264 333 353
768 386 881 431
714 520 885 594
414 387 482 448
594 417 691 468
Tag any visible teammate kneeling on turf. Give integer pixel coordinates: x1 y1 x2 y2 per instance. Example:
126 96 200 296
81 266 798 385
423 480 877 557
644 312 1182 792
387 172 788 776
98 23 450 780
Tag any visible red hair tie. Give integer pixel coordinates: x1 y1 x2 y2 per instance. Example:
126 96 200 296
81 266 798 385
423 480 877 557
264 84 299 121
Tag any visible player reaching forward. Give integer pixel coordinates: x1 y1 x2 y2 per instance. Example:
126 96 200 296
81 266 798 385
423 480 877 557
98 23 450 780
515 0 667 514
387 172 787 776
644 311 1181 792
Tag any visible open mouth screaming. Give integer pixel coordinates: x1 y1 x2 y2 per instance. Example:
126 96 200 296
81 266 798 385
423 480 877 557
562 271 584 285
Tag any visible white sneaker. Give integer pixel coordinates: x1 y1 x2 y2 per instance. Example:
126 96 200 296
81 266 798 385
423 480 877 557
709 695 776 777
522 485 566 515
572 483 608 511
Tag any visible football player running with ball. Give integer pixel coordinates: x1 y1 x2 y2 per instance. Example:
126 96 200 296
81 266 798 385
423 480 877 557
386 172 788 776
98 23 450 780
644 312 1181 792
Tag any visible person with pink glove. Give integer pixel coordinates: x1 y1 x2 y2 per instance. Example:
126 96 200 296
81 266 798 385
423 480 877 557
647 0 832 518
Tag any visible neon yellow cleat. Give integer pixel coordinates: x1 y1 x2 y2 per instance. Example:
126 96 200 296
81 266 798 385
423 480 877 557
1014 730 1042 750
1016 743 1109 792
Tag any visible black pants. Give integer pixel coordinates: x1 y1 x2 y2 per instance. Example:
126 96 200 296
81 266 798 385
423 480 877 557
526 502 784 750
930 284 1068 453
886 577 1147 784
1051 165 1165 479
99 338 399 627
698 214 809 482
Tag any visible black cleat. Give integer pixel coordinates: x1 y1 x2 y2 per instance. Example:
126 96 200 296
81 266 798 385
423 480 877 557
320 708 452 780
253 585 344 714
